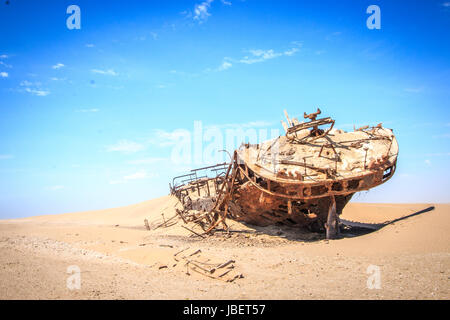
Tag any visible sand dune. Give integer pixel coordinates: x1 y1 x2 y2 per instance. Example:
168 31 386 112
0 197 448 299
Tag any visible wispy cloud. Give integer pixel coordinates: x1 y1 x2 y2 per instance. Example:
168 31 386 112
193 0 214 23
0 154 13 160
0 54 9 59
207 42 301 72
240 49 282 64
187 0 232 23
85 43 95 48
205 59 233 72
91 69 118 76
0 61 12 68
239 43 302 65
52 63 65 69
217 60 232 71
284 47 299 56
25 88 50 96
0 72 8 78
124 171 151 180
20 80 33 86
106 139 145 153
18 80 50 96
442 2 450 7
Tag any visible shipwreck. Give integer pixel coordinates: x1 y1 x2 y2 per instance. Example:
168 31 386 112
169 109 398 239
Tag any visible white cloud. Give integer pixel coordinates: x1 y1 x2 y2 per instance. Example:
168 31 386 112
91 69 118 76
0 72 8 78
0 154 13 160
217 61 232 71
425 159 431 166
25 88 50 96
0 54 8 59
239 43 301 64
442 2 450 7
106 140 145 153
221 0 232 5
52 63 65 69
20 80 32 86
240 49 281 64
0 61 12 68
124 171 149 180
85 43 95 48
19 81 50 96
193 0 214 22
284 47 299 56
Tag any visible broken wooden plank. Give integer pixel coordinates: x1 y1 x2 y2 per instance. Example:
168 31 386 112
181 225 205 239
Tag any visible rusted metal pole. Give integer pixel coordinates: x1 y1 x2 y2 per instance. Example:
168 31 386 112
325 194 339 239
364 148 368 169
206 180 211 196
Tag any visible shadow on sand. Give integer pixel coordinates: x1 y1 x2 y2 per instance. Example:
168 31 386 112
213 206 436 243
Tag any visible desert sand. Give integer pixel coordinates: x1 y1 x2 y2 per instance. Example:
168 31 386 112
0 196 448 300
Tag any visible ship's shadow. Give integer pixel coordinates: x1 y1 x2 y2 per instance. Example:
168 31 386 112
218 206 435 242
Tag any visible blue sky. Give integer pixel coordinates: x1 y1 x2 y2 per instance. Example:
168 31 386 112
0 0 449 218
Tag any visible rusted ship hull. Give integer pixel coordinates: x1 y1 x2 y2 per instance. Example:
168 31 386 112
169 109 398 239
228 181 354 230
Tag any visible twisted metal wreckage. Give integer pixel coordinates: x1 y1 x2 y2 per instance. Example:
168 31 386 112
169 109 398 239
